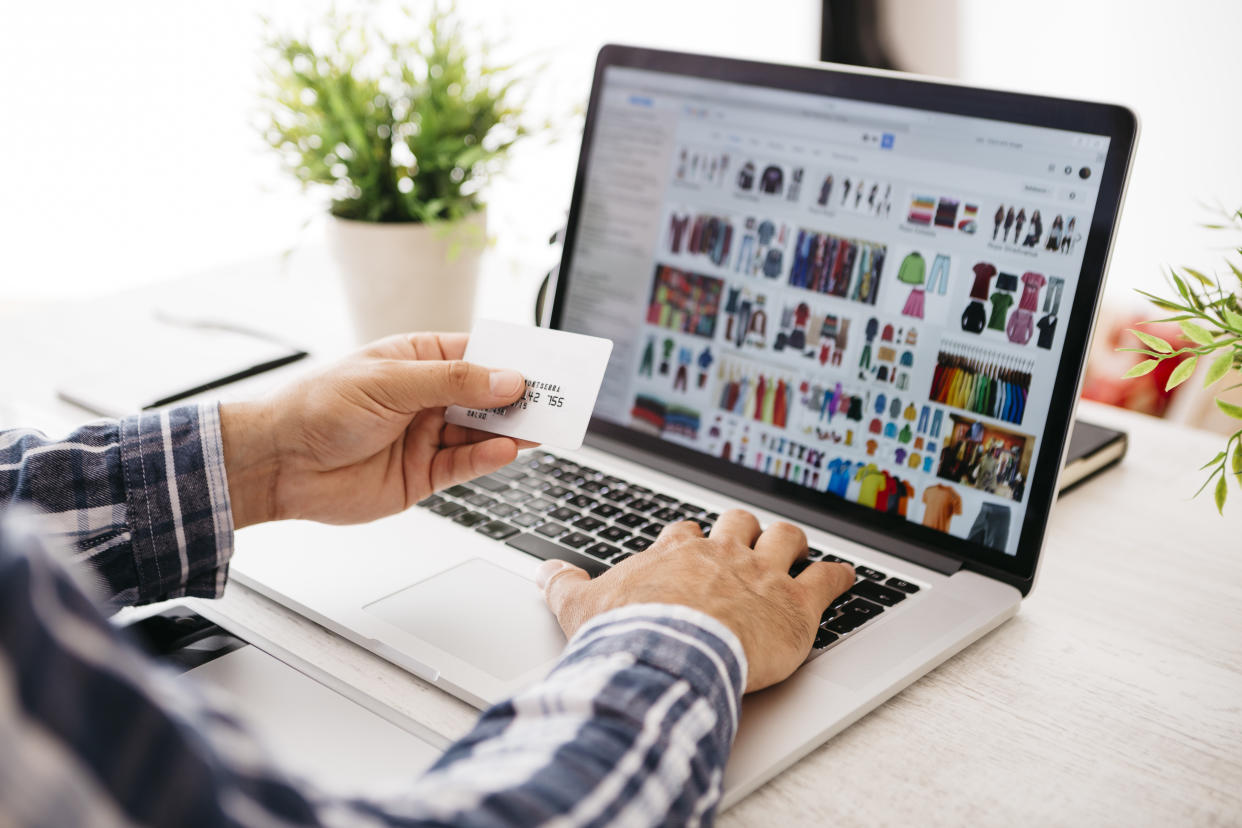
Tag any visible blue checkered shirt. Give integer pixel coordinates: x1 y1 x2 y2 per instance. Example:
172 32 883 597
0 403 746 826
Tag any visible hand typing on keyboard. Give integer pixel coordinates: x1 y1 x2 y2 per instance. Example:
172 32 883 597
537 510 855 693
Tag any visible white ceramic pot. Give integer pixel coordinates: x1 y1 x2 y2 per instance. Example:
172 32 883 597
325 210 487 344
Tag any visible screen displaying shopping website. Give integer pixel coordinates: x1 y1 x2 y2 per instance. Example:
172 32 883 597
559 66 1110 556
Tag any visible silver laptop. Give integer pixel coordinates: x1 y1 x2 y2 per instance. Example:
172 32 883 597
232 46 1137 808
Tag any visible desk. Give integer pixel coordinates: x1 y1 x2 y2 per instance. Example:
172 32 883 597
3 256 1240 824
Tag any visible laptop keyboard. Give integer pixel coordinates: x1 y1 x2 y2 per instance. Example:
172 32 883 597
416 451 924 652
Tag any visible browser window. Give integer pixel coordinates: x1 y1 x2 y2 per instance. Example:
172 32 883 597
560 66 1109 556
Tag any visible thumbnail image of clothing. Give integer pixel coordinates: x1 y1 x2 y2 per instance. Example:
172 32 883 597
759 165 784 195
897 252 926 285
788 229 886 306
961 301 987 334
855 465 887 508
926 254 951 295
902 288 926 319
639 337 655 377
826 458 855 497
921 484 962 532
969 262 997 300
668 213 690 253
738 161 755 191
1043 276 1065 314
646 266 724 339
1036 314 1057 349
716 364 791 428
1018 271 1047 312
929 349 1031 426
987 292 1014 331
967 502 1011 550
1006 309 1034 345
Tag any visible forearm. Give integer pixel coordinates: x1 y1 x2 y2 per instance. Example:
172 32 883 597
408 604 748 825
0 403 234 607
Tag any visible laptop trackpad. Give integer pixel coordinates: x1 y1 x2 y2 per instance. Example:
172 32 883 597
363 559 565 681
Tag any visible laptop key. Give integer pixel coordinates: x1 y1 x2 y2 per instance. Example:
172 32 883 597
548 506 579 522
826 612 867 635
616 512 648 528
506 532 608 578
476 520 519 541
695 519 713 533
885 577 920 594
788 559 812 578
560 532 593 550
512 512 543 528
677 502 705 515
823 553 855 566
491 503 521 519
465 493 498 509
855 565 887 581
851 579 907 606
535 522 569 538
473 475 511 493
493 465 527 481
567 494 597 510
640 522 665 538
653 493 679 504
610 552 633 565
599 525 630 543
651 507 686 523
840 598 884 618
543 485 573 499
580 480 607 494
453 510 488 528
807 547 823 560
627 498 658 513
501 488 533 504
443 484 474 498
591 503 622 519
528 497 558 512
431 501 466 518
584 542 619 559
623 536 653 551
813 629 839 649
417 494 445 509
573 516 606 533
602 489 633 504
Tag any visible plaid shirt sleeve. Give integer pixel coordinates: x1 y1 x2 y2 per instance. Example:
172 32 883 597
0 402 233 607
0 408 747 825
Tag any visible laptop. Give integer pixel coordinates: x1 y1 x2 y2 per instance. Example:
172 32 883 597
232 45 1137 808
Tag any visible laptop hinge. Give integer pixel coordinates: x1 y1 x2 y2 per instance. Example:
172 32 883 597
584 434 967 578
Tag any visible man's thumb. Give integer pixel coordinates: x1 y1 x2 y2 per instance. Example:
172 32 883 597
402 360 524 410
535 559 591 634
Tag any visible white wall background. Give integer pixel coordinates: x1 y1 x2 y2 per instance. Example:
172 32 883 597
2 0 1238 310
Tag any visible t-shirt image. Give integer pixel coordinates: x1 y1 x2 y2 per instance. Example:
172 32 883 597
827 458 854 496
987 291 1015 330
970 262 997 299
922 484 963 531
1019 271 1047 311
1037 313 1057 349
855 464 887 507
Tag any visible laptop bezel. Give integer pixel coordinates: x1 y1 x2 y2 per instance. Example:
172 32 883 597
548 44 1138 595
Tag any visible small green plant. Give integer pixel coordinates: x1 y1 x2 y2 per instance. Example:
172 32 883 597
1120 205 1242 512
260 3 528 223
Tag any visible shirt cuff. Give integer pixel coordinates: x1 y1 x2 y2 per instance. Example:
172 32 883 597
119 402 234 602
561 603 749 733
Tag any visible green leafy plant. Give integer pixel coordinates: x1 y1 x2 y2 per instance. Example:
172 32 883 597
1120 206 1242 512
260 3 528 223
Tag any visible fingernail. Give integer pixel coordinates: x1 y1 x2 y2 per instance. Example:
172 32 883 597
489 369 523 397
534 559 568 590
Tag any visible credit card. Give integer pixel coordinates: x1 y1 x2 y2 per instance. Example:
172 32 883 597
444 318 614 450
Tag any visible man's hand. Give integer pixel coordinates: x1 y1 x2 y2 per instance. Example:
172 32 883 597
537 509 855 693
219 333 529 528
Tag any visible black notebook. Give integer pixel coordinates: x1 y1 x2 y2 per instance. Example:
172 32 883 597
1058 420 1128 495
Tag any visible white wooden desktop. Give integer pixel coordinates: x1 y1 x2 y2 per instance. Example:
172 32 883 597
4 250 1240 825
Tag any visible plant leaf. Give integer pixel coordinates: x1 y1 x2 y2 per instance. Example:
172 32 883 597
1217 398 1242 419
1122 359 1159 378
1200 451 1226 470
1179 320 1216 345
1135 289 1189 313
1183 267 1213 287
1234 443 1242 478
1128 329 1173 353
1223 308 1242 331
1216 474 1228 513
1165 355 1198 390
1205 350 1235 387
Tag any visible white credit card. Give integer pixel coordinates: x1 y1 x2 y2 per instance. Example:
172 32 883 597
445 319 614 450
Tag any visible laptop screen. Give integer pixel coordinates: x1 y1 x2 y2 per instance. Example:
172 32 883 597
552 49 1133 586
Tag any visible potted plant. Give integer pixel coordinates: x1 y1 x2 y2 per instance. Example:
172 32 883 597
260 4 528 342
1120 205 1242 511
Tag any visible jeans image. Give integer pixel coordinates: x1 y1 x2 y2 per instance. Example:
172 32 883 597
968 502 1011 550
926 254 951 295
930 408 943 438
917 405 930 433
736 235 755 273
1043 276 1065 313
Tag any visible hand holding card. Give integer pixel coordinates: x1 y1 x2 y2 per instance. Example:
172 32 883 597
445 319 614 450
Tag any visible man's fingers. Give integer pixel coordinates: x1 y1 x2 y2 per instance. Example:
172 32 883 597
390 360 525 412
428 438 520 492
752 521 808 570
708 509 761 546
795 562 856 617
536 559 592 638
655 519 702 545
